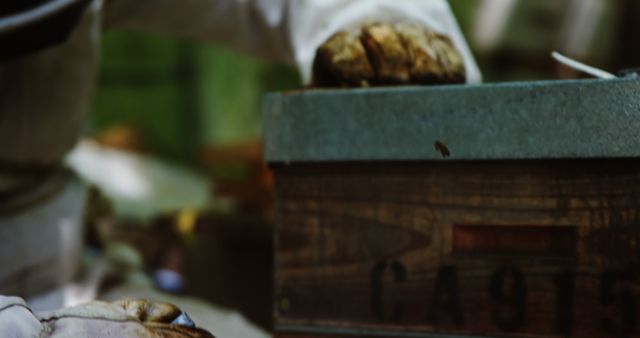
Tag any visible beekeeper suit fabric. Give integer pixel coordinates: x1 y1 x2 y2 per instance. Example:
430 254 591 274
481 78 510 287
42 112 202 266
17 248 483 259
103 0 481 84
0 295 219 338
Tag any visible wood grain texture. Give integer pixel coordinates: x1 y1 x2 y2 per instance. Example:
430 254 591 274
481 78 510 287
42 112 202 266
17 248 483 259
273 160 640 338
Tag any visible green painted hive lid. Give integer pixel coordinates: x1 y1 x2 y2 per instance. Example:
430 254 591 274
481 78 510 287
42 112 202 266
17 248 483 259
263 78 640 163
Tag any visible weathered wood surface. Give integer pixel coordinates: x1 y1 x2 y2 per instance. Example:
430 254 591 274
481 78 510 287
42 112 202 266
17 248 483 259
273 160 640 338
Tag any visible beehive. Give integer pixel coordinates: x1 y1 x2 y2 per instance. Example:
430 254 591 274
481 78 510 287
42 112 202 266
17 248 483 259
264 78 640 338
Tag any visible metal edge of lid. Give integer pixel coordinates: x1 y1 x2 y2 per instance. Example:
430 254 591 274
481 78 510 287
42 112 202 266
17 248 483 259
263 78 640 163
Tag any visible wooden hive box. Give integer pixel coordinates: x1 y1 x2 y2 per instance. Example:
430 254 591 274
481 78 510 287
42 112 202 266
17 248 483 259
263 78 640 338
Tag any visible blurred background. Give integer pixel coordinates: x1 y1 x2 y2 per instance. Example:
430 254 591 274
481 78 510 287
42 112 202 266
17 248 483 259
80 0 640 332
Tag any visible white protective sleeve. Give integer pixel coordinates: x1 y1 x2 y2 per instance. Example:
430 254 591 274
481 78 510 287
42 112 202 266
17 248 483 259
104 0 481 84
0 296 42 338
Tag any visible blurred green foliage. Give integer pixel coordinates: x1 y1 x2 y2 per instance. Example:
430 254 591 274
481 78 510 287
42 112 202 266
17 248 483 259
450 0 621 82
448 0 476 34
90 31 300 166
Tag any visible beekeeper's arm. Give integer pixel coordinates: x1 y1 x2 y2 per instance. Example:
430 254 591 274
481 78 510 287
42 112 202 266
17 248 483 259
104 0 481 85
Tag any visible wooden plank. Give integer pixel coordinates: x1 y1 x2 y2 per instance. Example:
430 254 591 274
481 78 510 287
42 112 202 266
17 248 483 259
273 160 640 338
452 225 577 256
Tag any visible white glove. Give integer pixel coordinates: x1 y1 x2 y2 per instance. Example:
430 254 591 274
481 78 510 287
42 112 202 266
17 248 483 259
0 296 215 338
